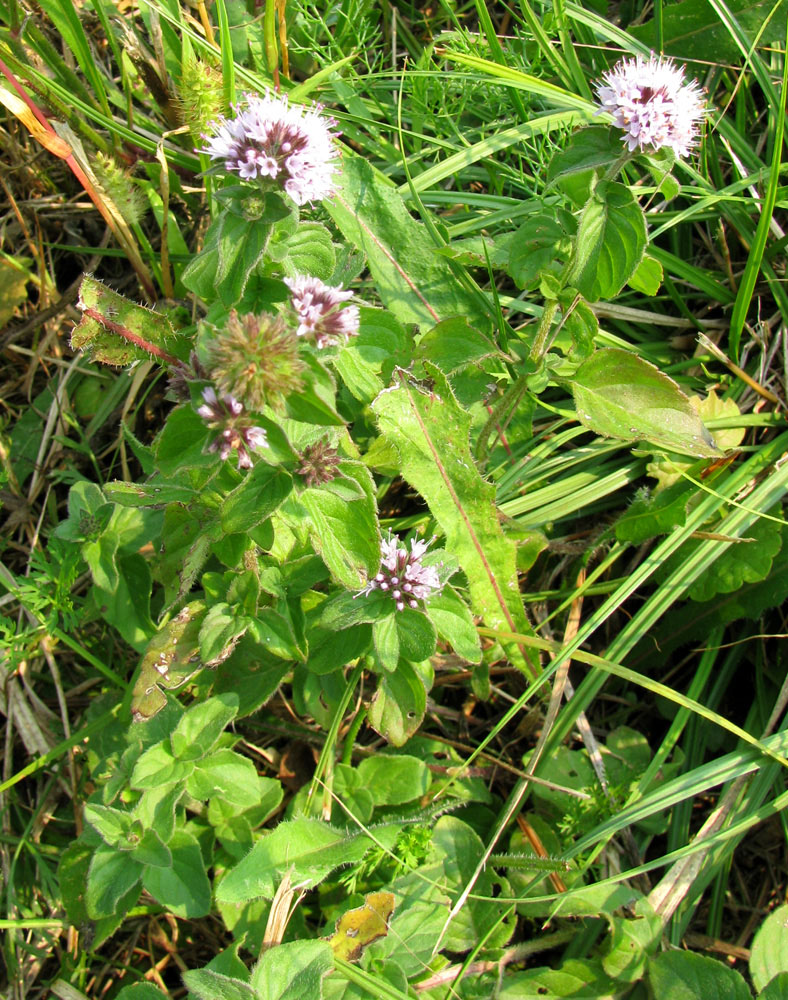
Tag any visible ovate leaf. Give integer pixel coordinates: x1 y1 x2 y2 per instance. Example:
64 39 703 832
749 903 788 992
647 950 751 1000
568 181 647 301
571 348 720 457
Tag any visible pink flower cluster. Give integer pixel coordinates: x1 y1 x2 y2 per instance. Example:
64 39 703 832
596 54 706 158
200 91 339 205
285 275 359 348
196 387 267 469
362 536 442 611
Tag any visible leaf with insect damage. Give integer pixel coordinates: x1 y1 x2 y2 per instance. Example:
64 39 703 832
131 601 207 721
72 276 187 367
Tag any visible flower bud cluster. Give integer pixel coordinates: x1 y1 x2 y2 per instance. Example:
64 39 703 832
362 535 442 611
196 387 268 469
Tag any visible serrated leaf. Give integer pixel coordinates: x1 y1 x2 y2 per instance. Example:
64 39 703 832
182 971 256 1000
300 486 380 589
569 181 647 301
142 829 211 917
220 463 293 534
688 514 782 602
281 221 336 281
325 157 490 330
170 692 239 760
198 603 250 665
424 588 481 663
572 348 720 457
251 940 334 1000
415 316 501 374
356 755 430 806
509 211 567 290
372 364 537 675
372 614 399 672
86 844 143 919
546 125 623 205
73 276 185 366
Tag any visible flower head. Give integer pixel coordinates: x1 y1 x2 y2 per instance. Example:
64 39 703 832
206 310 305 412
197 387 268 469
199 91 340 204
595 54 705 158
362 535 442 611
285 275 359 348
296 438 342 486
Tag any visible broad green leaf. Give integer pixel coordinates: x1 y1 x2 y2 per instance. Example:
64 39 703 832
142 829 211 917
130 828 172 869
571 348 720 457
629 0 788 62
509 211 567 290
86 844 143 919
115 984 170 1000
546 126 623 205
760 973 788 999
325 156 490 330
688 514 782 602
300 487 380 589
305 621 372 674
131 742 194 790
250 939 334 1000
104 479 196 507
216 818 399 902
58 841 92 925
181 206 278 307
334 307 410 403
372 614 399 672
183 969 256 1000
569 181 647 301
615 483 691 544
368 660 428 746
170 692 239 760
154 405 214 476
498 959 620 998
281 221 336 280
83 803 134 848
328 892 396 962
93 553 156 650
357 755 430 806
198 603 250 664
221 464 293 534
251 607 306 662
397 608 437 662
72 276 186 366
187 749 261 809
431 816 514 952
415 316 501 374
559 292 597 361
750 904 788 993
425 588 482 664
131 602 207 722
628 254 663 296
372 364 537 675
0 258 31 326
647 950 751 1000
602 899 661 983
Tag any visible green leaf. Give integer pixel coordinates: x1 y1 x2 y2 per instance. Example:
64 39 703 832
397 608 437 662
569 181 647 301
0 258 31 326
58 840 92 925
170 692 239 760
546 126 623 205
104 479 197 507
498 959 619 998
83 803 134 847
86 844 143 919
431 816 514 952
750 904 788 993
130 828 172 869
759 973 788 1000
357 755 430 806
131 602 207 722
221 464 293 535
131 741 194 790
368 660 428 747
372 364 537 675
425 588 482 663
115 985 170 1000
559 293 597 361
142 829 212 917
647 950 751 1000
689 515 782 602
187 749 262 809
325 157 490 330
250 607 306 661
615 483 691 544
571 348 721 457
198 603 250 664
250 940 334 1000
305 621 371 674
334 307 410 403
602 899 661 983
300 486 380 589
509 211 567 290
628 254 663 296
154 405 214 476
72 276 185 366
181 208 275 307
93 553 156 651
216 818 400 903
281 221 336 281
415 316 501 375
183 970 256 1000
629 0 788 63
372 615 399 672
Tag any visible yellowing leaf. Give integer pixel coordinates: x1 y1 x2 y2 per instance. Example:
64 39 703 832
328 891 395 962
